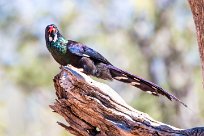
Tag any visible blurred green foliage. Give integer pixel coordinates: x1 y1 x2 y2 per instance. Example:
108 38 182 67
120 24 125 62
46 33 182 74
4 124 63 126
0 0 203 136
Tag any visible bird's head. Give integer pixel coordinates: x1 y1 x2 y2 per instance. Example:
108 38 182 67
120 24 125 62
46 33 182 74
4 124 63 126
45 24 60 44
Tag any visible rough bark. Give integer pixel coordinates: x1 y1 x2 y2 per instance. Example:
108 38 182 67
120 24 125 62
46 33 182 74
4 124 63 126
188 0 204 85
50 66 204 136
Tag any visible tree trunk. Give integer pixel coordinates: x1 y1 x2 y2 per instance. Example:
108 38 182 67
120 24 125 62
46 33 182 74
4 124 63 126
50 66 204 136
188 0 204 86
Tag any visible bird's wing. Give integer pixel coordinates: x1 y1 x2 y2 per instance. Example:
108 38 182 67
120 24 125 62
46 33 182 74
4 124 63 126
67 40 112 65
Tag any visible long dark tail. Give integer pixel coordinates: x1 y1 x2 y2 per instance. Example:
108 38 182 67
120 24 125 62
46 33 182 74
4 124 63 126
107 65 187 107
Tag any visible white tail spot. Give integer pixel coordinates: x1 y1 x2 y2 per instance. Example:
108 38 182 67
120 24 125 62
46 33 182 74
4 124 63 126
152 86 157 90
146 91 157 95
146 91 152 94
134 78 140 81
114 76 128 80
130 82 140 86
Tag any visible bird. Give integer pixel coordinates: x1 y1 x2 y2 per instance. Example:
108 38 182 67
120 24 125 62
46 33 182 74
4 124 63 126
45 24 187 107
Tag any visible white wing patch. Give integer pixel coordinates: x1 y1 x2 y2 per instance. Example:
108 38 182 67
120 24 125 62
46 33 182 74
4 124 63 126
83 54 90 57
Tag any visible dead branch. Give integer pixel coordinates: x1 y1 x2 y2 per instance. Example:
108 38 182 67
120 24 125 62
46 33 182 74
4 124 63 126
50 66 204 136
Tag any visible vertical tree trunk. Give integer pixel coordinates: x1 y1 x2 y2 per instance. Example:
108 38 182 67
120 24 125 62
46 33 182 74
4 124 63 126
188 0 204 86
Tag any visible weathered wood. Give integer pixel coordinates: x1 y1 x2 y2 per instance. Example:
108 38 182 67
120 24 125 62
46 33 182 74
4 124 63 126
188 0 204 85
50 66 204 136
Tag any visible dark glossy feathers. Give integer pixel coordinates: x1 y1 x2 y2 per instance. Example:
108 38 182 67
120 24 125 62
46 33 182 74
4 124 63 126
67 40 112 65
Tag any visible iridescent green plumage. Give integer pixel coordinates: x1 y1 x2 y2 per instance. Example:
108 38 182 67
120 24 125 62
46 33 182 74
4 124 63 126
46 34 71 65
49 37 68 54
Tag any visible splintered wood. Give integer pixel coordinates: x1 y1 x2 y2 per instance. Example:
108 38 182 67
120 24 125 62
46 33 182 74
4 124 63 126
50 66 204 136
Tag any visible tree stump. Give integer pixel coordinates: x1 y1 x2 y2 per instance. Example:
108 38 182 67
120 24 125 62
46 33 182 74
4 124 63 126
50 66 204 136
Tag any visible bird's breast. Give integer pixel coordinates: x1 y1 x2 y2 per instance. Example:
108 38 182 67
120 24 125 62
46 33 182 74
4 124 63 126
48 42 68 65
49 43 82 67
